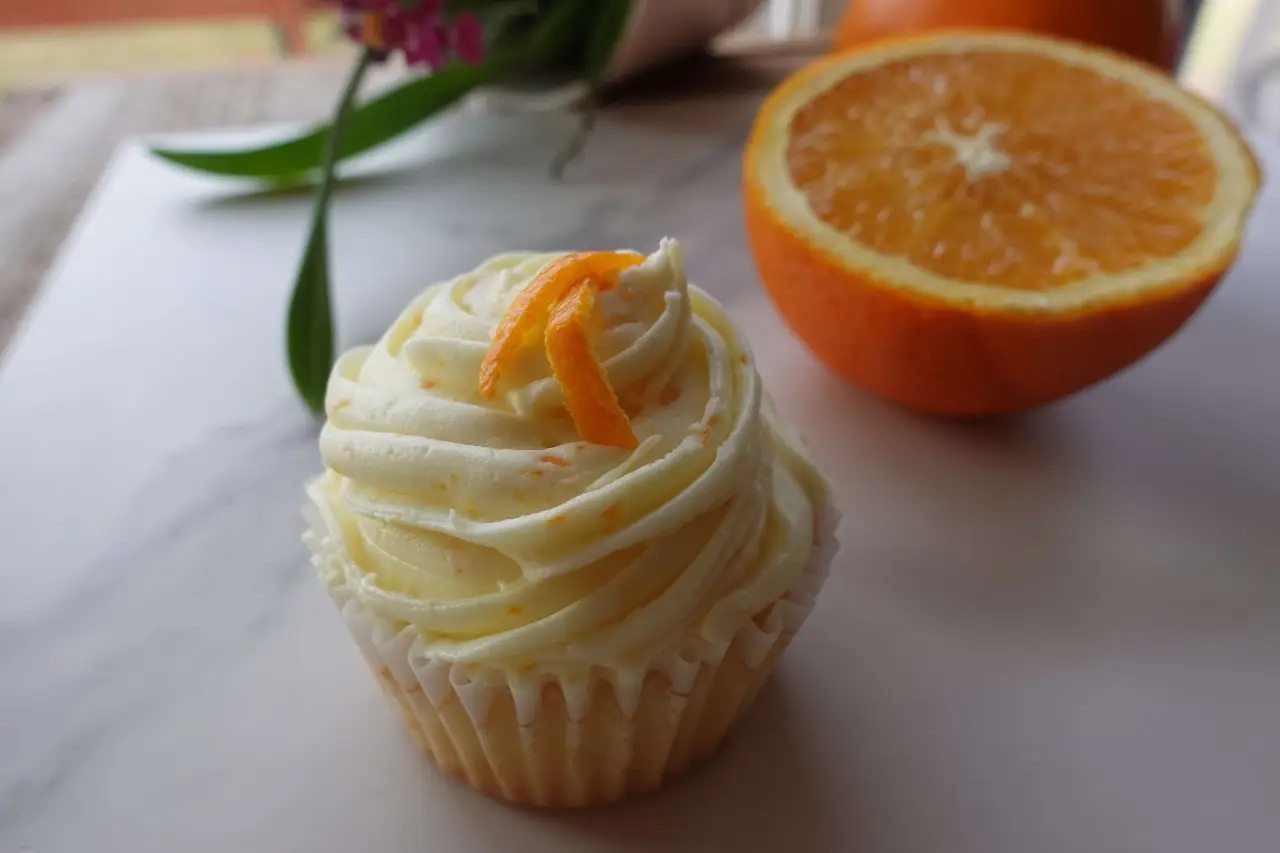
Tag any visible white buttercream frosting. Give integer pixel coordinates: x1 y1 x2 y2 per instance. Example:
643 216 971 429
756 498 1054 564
316 239 830 668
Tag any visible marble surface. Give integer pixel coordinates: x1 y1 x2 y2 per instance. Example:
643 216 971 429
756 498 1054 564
1 94 1279 853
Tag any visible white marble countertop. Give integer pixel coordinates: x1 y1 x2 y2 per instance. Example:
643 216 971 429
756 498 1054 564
1 94 1278 853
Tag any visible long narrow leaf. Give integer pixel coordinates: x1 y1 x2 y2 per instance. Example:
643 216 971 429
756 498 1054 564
153 62 492 179
287 49 374 413
151 1 588 180
287 217 335 413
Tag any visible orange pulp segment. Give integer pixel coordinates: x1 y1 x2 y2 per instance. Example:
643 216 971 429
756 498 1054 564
784 47 1217 291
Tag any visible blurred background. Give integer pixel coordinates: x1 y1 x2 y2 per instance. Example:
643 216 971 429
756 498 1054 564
0 0 1272 355
0 2 1272 130
0 2 1250 93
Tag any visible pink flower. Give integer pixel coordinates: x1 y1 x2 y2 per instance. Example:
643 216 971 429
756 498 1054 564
450 13 486 64
334 0 484 69
403 23 448 69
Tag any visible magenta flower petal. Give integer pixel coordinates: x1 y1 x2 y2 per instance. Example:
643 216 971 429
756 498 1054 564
450 12 486 64
333 0 479 69
404 23 448 69
382 12 411 51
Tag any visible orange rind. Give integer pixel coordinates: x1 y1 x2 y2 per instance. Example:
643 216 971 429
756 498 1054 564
544 282 639 450
478 251 643 449
478 251 643 399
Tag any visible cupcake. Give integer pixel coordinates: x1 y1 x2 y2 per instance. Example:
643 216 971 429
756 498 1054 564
304 239 837 807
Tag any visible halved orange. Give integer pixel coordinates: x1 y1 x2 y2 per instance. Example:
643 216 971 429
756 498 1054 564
743 31 1262 415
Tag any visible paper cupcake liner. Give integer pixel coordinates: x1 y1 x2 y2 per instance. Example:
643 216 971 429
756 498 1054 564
303 487 838 808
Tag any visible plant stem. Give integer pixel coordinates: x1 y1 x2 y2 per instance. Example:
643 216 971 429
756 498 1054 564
287 47 376 414
317 47 377 219
551 96 597 179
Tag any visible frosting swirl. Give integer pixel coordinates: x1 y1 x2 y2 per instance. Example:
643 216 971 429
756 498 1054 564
316 240 829 667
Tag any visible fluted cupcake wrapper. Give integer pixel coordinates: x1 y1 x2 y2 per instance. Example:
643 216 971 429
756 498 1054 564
303 488 838 808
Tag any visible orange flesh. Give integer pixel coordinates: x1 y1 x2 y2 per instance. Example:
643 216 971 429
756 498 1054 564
785 51 1218 290
478 251 643 398
545 282 639 450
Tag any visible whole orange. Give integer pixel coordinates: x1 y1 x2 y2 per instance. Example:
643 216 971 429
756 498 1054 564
834 0 1183 70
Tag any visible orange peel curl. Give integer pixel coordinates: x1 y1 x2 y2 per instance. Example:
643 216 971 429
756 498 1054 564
478 251 644 449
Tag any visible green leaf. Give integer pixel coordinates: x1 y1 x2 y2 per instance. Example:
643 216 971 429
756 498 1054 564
150 1 588 179
583 0 636 85
205 1 594 411
286 49 374 413
287 215 334 414
152 62 493 179
282 0 587 411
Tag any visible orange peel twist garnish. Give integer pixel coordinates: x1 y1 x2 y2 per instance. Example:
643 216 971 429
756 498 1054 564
478 251 644 449
544 282 639 449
